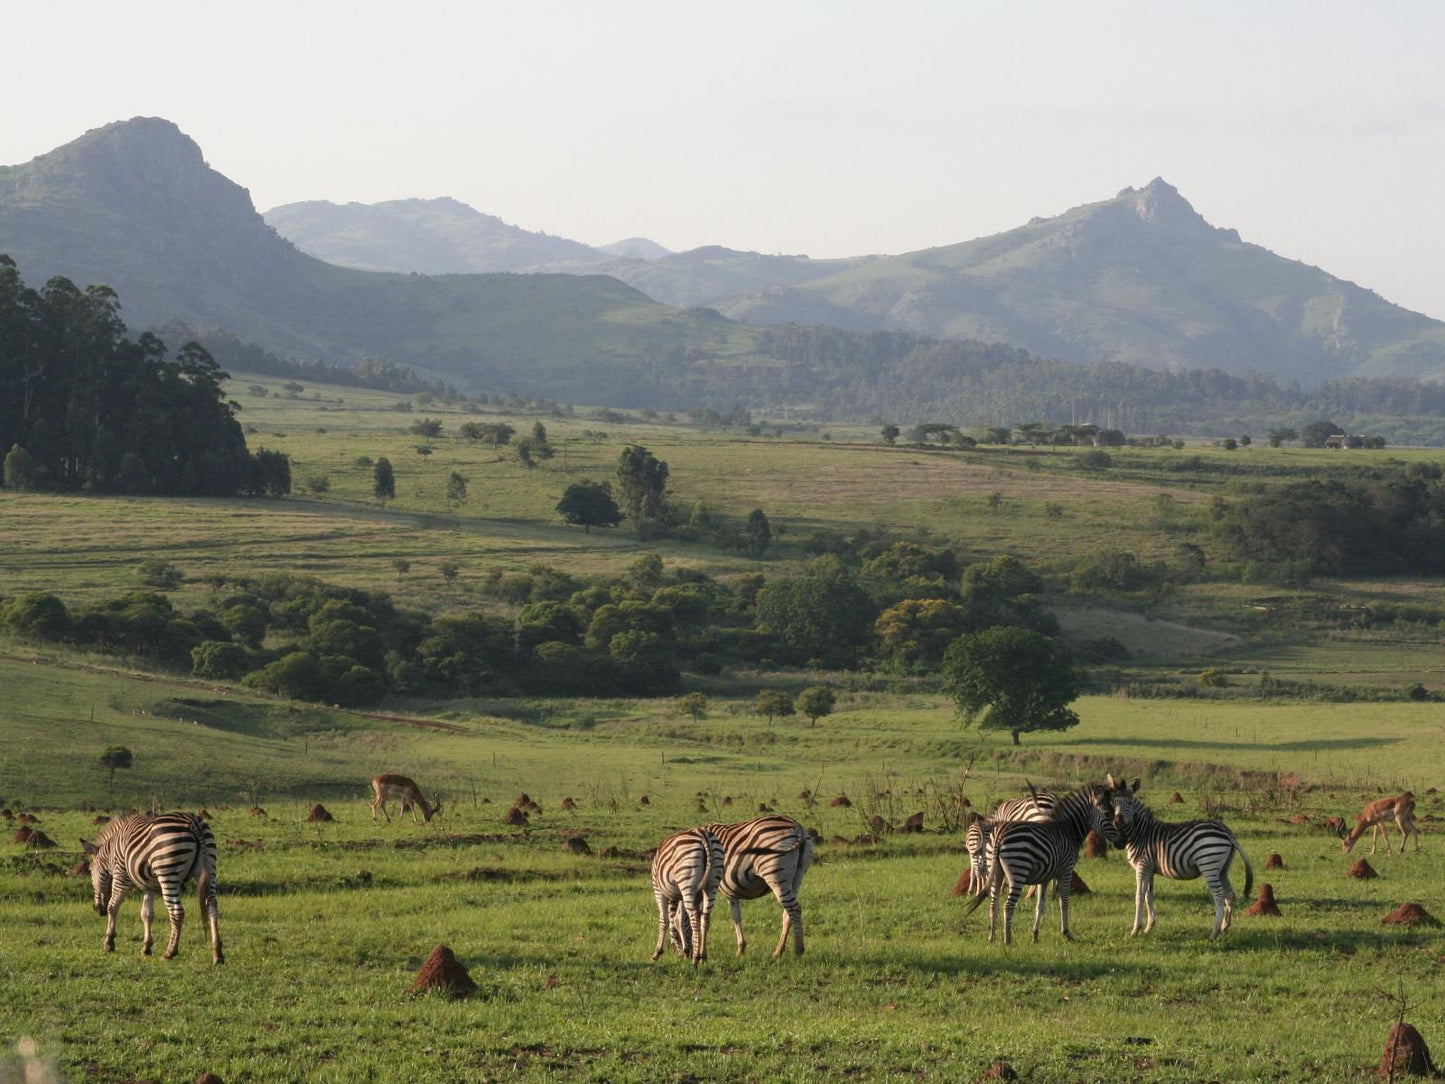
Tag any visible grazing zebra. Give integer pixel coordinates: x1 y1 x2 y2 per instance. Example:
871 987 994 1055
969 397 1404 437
650 827 724 964
80 812 223 964
963 788 1060 896
1106 775 1254 940
961 784 1118 944
703 815 814 957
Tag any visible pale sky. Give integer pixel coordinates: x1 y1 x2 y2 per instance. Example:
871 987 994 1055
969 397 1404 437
6 1 1444 319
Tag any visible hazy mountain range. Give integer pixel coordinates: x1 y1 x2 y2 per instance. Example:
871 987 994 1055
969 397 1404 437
5 117 1445 430
266 182 1445 387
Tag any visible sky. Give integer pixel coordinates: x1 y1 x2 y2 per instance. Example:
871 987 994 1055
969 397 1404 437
6 1 1445 319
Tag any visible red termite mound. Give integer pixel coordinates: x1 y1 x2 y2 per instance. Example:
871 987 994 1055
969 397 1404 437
951 869 974 897
980 1062 1018 1081
1377 1022 1434 1077
1264 853 1284 870
1244 883 1281 916
1083 830 1108 858
305 804 334 822
1382 902 1440 927
1067 871 1090 895
1349 859 1378 879
1168 792 1184 804
830 795 851 807
409 944 477 998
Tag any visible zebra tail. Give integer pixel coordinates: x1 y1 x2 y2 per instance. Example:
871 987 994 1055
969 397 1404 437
960 857 1000 918
1234 837 1254 900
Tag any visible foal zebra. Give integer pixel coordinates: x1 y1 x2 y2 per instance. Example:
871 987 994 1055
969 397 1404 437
703 815 814 957
650 827 724 964
964 789 1059 896
81 812 223 964
1106 775 1254 940
961 784 1118 945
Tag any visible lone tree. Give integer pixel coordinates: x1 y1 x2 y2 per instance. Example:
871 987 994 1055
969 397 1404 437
677 691 708 722
941 626 1080 745
446 471 468 508
372 457 395 506
615 445 669 526
756 689 795 724
99 745 133 786
744 508 772 558
880 424 900 445
795 685 836 728
4 444 36 491
556 480 622 532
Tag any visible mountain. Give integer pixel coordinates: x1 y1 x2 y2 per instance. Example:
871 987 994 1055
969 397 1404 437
598 237 671 261
0 118 772 404
265 177 1445 386
262 197 612 273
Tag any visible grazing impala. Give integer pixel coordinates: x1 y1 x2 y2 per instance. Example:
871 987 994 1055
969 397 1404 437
1342 792 1419 855
370 774 442 824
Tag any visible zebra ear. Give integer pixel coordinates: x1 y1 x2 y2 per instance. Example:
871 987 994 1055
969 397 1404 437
1129 778 1141 793
81 839 98 855
1106 773 1117 789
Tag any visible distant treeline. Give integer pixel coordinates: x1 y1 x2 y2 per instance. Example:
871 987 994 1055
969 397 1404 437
0 258 288 497
749 325 1445 442
157 322 465 398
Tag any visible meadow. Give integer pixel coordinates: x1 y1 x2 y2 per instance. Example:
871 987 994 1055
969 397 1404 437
3 377 1444 1082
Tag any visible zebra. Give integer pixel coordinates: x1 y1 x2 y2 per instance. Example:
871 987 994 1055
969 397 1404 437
81 812 223 964
963 788 1060 897
703 815 814 957
649 827 724 964
1106 774 1254 940
961 783 1119 944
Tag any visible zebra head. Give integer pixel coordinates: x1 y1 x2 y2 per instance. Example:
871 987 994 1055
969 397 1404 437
1080 782 1126 848
1105 774 1145 838
80 837 111 914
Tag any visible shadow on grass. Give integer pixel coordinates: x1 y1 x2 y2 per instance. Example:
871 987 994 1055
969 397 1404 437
1064 735 1399 754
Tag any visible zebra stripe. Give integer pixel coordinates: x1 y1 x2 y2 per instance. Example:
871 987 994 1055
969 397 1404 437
1107 776 1253 940
650 827 724 964
82 812 223 964
703 815 814 957
964 790 1059 895
962 783 1117 944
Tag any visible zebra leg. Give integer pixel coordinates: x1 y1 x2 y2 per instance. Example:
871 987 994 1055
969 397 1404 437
196 859 223 965
161 894 185 960
1142 873 1158 935
102 883 129 953
1030 879 1049 943
696 890 714 964
651 892 671 961
1057 875 1073 942
987 884 1000 944
140 891 156 955
726 896 746 956
1207 871 1231 939
1002 881 1025 946
1129 869 1146 936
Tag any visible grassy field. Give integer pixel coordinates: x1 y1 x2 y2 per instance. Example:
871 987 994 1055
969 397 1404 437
4 378 1445 1081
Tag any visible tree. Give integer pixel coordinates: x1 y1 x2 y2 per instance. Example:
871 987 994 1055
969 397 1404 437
756 688 795 724
1301 420 1343 448
556 480 622 532
409 418 443 440
794 685 836 728
880 424 900 445
677 691 708 721
941 626 1080 745
744 508 772 558
372 457 395 506
615 445 669 525
446 471 468 508
3 444 35 491
754 570 876 667
1267 427 1299 448
99 745 133 786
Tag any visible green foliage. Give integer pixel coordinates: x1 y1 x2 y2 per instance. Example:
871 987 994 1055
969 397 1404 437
676 691 707 721
3 443 35 490
615 444 669 526
409 417 444 439
136 559 183 589
755 570 876 667
744 508 771 558
1301 419 1342 448
755 688 795 723
190 640 251 680
941 625 1080 744
874 597 970 671
3 592 73 641
556 480 622 532
445 471 468 508
372 456 395 504
794 684 836 727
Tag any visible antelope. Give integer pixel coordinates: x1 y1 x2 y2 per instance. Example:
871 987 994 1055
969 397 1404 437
370 774 442 824
1341 792 1419 855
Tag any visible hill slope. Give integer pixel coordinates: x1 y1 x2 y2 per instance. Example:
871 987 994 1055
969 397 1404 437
0 118 766 403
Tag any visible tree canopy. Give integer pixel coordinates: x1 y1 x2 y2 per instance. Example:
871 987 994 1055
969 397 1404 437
941 626 1080 745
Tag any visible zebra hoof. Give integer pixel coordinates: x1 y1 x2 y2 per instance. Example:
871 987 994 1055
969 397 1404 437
142 944 152 956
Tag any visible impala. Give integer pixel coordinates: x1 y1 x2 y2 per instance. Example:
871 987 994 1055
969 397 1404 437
370 774 442 824
1342 792 1419 855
